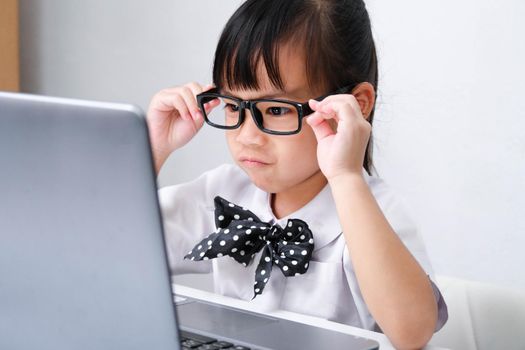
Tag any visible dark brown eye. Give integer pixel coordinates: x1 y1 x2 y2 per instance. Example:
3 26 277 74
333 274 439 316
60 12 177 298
267 106 292 116
224 103 239 112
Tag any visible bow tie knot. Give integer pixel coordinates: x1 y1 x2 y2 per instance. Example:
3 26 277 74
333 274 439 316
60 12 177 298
184 196 315 298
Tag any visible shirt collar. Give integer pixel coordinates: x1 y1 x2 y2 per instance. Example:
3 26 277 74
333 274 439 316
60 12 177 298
247 181 340 252
245 168 372 252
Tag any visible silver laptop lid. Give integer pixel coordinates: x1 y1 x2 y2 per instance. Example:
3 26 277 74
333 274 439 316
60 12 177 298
0 92 180 350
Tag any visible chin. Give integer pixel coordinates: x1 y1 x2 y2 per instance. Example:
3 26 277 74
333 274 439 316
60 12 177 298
242 171 283 194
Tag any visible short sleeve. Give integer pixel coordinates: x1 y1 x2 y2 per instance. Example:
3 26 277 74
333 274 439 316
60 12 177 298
343 176 448 331
157 163 254 277
158 172 215 276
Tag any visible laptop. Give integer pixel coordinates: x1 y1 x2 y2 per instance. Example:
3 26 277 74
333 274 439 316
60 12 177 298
0 91 379 350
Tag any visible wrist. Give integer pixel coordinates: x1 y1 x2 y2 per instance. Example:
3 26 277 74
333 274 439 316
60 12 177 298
327 171 366 188
152 147 171 175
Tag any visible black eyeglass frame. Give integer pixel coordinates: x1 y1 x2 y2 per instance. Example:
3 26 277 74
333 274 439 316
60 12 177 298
196 84 358 135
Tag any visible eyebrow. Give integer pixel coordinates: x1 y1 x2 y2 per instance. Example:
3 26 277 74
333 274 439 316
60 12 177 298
220 88 306 101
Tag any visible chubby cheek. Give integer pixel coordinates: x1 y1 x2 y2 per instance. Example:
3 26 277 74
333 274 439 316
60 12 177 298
279 127 320 175
263 129 320 192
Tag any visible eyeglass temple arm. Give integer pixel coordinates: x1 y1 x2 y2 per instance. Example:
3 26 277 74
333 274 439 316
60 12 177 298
301 84 356 116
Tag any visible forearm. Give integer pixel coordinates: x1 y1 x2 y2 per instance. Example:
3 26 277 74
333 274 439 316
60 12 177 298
329 173 437 349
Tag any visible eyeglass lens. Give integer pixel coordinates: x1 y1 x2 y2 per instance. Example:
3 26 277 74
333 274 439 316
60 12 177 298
205 97 300 133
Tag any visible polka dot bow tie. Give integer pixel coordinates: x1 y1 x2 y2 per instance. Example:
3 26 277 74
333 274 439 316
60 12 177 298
184 196 315 298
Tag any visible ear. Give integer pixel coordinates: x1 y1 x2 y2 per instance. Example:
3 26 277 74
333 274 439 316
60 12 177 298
351 82 376 120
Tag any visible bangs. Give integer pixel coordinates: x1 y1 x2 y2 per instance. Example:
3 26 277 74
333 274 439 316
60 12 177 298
212 1 340 93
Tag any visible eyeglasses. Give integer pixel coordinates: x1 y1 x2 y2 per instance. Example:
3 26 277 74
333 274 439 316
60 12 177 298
196 84 357 135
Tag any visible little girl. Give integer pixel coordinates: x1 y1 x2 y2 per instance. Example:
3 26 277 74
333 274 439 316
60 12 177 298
147 0 447 348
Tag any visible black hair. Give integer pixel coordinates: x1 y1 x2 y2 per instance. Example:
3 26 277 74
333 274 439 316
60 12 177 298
213 0 378 175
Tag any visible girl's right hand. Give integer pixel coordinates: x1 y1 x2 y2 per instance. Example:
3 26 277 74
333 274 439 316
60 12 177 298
146 82 219 173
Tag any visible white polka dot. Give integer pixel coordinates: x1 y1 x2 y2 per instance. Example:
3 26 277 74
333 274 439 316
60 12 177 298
266 241 270 245
207 240 213 245
255 288 260 293
282 241 287 245
295 273 300 276
187 251 192 255
283 266 289 271
197 245 202 250
298 227 302 231
224 229 230 234
240 250 245 256
292 260 298 265
251 226 256 229
243 262 247 266
294 242 300 245
288 222 293 227
248 217 254 221
231 248 238 253
228 203 234 207
234 214 240 219
199 252 205 257
245 240 251 245
300 235 305 240
237 225 243 229
218 215 225 221
265 257 271 262
305 263 309 268
289 250 294 255
301 250 307 255
261 270 266 275
203 257 209 261
233 235 239 241
246 229 252 234
264 278 268 283
220 240 226 246
261 227 268 230
287 232 292 237
217 253 223 257
191 257 195 260
309 238 314 244
275 260 279 264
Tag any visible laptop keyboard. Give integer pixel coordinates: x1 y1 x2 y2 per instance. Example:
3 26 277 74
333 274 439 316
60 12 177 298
180 330 256 350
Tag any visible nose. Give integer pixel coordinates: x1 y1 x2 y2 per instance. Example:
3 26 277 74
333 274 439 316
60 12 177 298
235 108 266 146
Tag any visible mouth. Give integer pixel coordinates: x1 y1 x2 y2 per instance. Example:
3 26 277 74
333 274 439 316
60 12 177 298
238 155 271 168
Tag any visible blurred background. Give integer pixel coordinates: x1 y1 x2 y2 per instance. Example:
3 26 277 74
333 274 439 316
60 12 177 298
10 0 525 291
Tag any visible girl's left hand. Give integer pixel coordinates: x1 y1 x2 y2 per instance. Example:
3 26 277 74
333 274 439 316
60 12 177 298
306 94 371 181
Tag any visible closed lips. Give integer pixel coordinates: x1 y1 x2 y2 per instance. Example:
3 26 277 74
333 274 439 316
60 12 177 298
239 156 270 164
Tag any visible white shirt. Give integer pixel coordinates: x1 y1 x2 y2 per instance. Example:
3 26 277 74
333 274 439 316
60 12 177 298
158 164 447 331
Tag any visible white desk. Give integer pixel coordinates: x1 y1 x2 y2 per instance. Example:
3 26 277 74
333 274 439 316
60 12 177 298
173 284 449 350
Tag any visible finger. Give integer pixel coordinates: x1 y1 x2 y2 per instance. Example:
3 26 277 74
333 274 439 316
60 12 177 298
317 101 361 126
187 82 218 119
179 86 201 121
309 99 340 122
156 92 191 121
306 112 335 141
203 99 220 114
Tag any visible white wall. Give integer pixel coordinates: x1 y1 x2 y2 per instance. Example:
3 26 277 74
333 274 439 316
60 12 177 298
19 1 525 290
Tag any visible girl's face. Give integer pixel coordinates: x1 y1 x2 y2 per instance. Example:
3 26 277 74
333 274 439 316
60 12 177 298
224 45 325 195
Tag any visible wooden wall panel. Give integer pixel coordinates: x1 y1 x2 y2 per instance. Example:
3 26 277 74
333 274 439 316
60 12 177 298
0 0 19 92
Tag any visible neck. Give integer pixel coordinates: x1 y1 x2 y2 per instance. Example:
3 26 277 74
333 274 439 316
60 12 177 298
270 170 327 219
